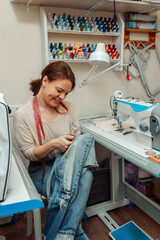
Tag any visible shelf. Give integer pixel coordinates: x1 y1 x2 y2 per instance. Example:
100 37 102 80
49 58 120 63
48 28 120 37
124 28 160 48
11 0 160 13
125 29 160 33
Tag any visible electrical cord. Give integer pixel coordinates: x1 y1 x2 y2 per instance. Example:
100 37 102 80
113 0 117 22
136 43 160 100
123 41 151 80
110 95 114 111
120 70 147 102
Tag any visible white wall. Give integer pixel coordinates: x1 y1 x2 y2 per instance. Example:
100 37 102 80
1 0 160 117
0 1 42 104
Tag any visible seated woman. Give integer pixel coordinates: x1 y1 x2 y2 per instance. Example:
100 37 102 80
13 61 97 240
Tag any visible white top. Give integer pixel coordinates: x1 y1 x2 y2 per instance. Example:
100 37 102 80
13 99 80 161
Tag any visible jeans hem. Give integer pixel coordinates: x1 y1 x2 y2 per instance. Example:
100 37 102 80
58 230 75 235
55 233 74 240
75 232 89 240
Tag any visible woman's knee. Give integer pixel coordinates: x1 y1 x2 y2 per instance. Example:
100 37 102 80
80 169 93 190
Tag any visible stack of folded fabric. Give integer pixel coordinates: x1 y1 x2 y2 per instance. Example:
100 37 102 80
125 12 157 30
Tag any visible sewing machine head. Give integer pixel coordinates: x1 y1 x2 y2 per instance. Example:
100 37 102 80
112 90 160 150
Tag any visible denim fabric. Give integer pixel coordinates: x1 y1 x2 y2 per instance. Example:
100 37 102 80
29 133 98 240
46 133 97 198
28 160 54 196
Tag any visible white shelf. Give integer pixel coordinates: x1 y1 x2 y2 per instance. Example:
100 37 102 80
40 6 124 69
11 0 160 13
49 58 120 63
48 28 120 37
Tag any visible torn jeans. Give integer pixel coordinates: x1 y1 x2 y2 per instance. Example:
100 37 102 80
45 133 98 240
29 133 98 240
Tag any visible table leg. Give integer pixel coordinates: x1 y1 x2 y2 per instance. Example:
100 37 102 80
0 236 6 240
33 209 42 240
27 210 33 236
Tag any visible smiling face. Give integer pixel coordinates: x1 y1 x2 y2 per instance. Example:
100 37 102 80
42 76 73 108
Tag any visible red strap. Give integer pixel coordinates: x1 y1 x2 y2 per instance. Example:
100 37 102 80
55 102 68 113
126 65 130 81
33 95 45 191
33 95 45 140
32 96 68 192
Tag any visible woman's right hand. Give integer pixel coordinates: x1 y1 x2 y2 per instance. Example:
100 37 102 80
33 135 74 160
52 135 74 152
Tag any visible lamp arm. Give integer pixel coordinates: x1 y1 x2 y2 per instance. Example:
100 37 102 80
81 65 98 86
81 62 121 85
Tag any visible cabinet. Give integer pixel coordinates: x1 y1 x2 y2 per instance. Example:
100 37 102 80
40 6 124 70
154 177 160 201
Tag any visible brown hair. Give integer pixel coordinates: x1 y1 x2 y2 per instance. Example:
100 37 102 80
29 61 75 96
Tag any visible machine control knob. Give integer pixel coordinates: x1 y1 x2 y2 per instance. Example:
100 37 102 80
139 122 148 132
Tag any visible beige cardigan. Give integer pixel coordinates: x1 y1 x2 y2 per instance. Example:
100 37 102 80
13 99 80 161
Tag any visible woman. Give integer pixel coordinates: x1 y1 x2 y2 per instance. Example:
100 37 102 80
13 61 97 240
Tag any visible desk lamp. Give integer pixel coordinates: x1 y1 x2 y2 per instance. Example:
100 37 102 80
90 42 110 67
81 43 120 86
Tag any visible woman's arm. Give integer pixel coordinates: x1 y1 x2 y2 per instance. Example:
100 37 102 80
33 135 74 160
13 109 74 161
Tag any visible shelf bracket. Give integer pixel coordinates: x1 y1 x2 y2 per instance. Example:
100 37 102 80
87 1 105 17
26 0 32 15
80 62 121 86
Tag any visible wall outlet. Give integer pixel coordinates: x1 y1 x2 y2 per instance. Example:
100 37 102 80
9 105 21 116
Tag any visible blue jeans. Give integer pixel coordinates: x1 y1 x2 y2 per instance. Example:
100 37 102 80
28 161 93 240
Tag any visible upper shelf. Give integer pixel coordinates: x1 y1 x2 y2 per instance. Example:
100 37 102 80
11 0 160 13
48 28 120 36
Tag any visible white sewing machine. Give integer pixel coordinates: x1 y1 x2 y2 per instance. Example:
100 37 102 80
112 90 160 150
